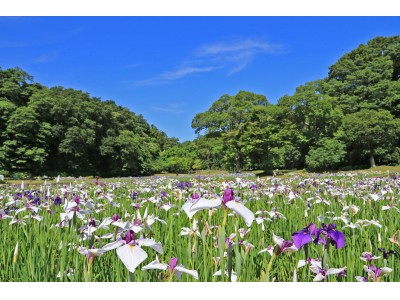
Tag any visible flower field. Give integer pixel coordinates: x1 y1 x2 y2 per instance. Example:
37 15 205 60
0 172 399 282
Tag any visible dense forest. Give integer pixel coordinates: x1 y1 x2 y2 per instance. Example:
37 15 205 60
1 36 399 178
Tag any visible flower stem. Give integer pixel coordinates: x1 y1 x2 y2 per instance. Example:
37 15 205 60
168 270 176 282
266 253 276 282
129 271 135 282
87 255 94 279
222 208 228 228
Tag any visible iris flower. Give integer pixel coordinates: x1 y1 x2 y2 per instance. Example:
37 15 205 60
78 245 112 274
360 252 380 262
213 269 237 282
142 256 198 281
101 230 163 273
297 257 322 269
259 233 298 256
315 223 345 249
291 223 317 250
363 265 392 282
189 188 254 227
310 265 347 282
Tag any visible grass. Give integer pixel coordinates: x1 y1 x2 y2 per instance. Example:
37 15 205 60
1 169 399 282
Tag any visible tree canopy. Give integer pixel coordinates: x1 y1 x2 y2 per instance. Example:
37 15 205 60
1 35 399 178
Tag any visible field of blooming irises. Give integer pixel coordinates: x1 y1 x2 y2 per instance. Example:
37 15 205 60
0 172 399 282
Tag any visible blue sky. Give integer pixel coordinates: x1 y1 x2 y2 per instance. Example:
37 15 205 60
0 17 399 141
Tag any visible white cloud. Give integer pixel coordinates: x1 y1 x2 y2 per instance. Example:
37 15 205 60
198 39 281 56
135 66 217 86
133 38 283 85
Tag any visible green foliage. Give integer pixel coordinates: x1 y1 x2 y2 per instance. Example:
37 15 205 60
340 109 400 167
1 36 400 176
192 91 269 172
154 141 198 174
0 67 174 177
326 36 400 116
306 138 347 171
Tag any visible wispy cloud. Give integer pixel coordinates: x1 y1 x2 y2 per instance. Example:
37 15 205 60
151 103 186 114
133 38 283 86
198 39 281 56
135 66 217 86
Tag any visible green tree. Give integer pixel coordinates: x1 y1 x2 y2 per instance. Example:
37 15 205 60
1 106 51 175
305 138 347 171
192 91 269 172
326 36 400 116
340 109 400 168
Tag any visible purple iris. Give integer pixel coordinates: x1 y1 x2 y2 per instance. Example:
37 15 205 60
177 182 185 189
338 269 347 278
53 196 62 206
160 191 168 198
112 214 120 222
169 257 178 272
277 240 296 255
378 248 396 259
125 230 136 244
369 265 383 278
32 196 41 205
361 252 373 262
291 223 317 249
191 193 200 200
130 191 138 199
185 182 192 188
222 188 234 206
89 217 96 227
319 223 345 249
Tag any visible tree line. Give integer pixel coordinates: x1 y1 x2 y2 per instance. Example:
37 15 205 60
1 36 399 178
0 68 179 178
158 36 400 173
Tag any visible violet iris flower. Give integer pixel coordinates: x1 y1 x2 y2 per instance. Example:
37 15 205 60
315 223 345 249
364 265 392 282
185 182 192 188
360 252 380 262
189 188 255 227
88 217 96 227
112 214 120 222
222 188 235 205
54 196 62 206
377 248 396 259
169 257 178 272
291 223 317 250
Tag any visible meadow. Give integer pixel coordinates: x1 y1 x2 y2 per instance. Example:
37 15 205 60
0 170 399 282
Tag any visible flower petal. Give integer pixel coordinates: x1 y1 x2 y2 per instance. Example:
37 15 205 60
137 238 164 254
225 201 255 227
175 266 199 280
189 198 222 212
141 260 168 271
116 244 148 273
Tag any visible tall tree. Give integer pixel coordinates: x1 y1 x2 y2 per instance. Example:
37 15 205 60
326 36 400 116
340 109 400 167
192 91 269 172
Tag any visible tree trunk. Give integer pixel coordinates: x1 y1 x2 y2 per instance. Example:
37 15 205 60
236 150 242 172
370 154 376 168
